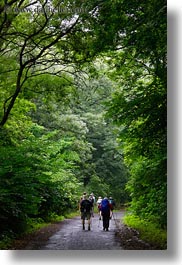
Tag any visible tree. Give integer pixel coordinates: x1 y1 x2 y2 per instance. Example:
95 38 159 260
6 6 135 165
106 0 167 227
0 0 124 127
70 73 129 203
0 0 79 126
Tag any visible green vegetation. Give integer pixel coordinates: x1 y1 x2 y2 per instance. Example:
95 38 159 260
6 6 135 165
123 215 167 249
0 211 79 249
0 0 166 249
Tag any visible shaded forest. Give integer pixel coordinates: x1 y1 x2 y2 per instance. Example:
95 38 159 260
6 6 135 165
0 0 166 245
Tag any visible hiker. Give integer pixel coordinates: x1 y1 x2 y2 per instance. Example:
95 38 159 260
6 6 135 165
89 193 95 217
109 196 115 216
79 192 87 209
97 196 102 213
90 193 95 205
80 194 93 231
78 192 86 210
100 197 112 231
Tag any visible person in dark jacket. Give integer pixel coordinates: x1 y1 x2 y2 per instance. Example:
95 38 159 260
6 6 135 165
80 194 93 230
100 197 112 231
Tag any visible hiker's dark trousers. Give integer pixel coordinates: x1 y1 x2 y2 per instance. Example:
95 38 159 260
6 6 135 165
102 213 110 229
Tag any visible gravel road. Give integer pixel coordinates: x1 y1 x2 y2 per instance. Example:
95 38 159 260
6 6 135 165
40 211 124 250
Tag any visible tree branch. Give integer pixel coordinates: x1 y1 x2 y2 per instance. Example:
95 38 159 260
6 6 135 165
0 14 80 127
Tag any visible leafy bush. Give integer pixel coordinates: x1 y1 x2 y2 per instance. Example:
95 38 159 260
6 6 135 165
123 214 167 249
0 127 81 235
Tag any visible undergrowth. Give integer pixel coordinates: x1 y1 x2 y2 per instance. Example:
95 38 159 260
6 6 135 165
0 211 79 249
123 214 167 249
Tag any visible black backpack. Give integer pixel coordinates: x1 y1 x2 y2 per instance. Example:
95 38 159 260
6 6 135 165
81 199 92 213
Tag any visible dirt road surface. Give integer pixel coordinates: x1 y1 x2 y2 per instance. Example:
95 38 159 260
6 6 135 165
22 211 124 250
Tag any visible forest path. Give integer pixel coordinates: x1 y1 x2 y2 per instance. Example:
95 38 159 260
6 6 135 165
22 211 125 250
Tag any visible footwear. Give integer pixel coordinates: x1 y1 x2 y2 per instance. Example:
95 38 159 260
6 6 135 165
106 228 109 231
103 227 106 231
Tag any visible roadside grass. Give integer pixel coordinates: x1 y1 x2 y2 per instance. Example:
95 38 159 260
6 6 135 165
123 214 167 249
64 210 80 218
25 210 80 234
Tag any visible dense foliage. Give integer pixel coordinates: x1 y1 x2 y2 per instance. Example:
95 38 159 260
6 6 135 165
0 0 166 245
105 0 167 228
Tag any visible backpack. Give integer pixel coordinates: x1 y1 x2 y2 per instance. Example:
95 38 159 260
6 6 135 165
80 199 92 213
101 199 110 214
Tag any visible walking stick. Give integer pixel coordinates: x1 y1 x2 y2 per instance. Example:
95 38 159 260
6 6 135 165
90 215 92 228
98 217 101 227
98 211 102 227
98 213 102 227
111 211 117 226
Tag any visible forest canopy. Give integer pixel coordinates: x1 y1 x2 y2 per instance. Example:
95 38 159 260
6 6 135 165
0 0 166 241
